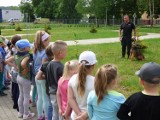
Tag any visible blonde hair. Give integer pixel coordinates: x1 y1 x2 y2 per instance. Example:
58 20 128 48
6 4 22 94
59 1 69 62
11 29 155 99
77 61 94 97
45 44 54 60
95 64 117 104
52 40 67 54
62 60 79 79
33 31 49 54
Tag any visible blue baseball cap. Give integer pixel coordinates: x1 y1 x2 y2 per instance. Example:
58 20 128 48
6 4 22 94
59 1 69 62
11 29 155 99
16 39 31 49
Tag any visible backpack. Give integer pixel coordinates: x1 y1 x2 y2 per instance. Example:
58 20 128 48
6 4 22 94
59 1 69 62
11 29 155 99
14 52 34 80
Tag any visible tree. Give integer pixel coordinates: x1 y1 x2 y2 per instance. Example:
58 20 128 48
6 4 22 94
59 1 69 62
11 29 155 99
56 0 82 19
32 0 82 19
32 0 57 19
19 2 35 22
31 0 159 22
76 0 93 15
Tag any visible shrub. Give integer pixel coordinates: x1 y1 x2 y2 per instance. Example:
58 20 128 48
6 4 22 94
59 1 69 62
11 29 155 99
89 24 97 33
44 24 51 34
15 24 22 31
44 24 51 30
90 27 97 33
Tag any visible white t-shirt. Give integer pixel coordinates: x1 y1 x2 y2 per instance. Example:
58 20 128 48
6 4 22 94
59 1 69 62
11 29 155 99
68 74 95 119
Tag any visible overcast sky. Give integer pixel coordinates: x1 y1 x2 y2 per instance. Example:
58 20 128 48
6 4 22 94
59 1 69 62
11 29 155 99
0 0 21 6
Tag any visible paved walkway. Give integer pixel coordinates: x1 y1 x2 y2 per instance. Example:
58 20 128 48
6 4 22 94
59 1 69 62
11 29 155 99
0 87 37 120
65 33 160 45
4 34 35 38
4 33 160 46
0 33 160 120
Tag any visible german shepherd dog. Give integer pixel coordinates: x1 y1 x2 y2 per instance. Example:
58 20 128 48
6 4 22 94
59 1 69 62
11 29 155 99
130 42 145 60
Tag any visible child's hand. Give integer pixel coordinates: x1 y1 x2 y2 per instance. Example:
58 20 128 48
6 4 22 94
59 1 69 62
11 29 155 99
119 37 122 41
62 112 69 120
75 112 83 120
59 109 63 116
75 112 88 120
22 68 29 75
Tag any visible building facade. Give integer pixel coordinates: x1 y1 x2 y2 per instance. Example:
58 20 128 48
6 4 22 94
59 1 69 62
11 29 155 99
0 9 23 22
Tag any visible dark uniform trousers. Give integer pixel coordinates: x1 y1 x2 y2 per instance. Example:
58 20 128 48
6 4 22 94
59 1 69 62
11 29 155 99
121 36 132 58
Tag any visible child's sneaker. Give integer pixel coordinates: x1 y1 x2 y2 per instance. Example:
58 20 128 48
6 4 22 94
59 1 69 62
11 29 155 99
18 112 23 118
23 112 35 120
37 115 45 120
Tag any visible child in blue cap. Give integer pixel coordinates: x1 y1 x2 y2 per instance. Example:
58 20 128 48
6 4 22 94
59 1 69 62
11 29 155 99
14 39 35 119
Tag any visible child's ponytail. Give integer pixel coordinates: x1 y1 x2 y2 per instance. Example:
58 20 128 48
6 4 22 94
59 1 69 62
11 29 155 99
62 60 79 82
77 60 93 97
77 63 87 97
63 61 70 79
95 64 117 104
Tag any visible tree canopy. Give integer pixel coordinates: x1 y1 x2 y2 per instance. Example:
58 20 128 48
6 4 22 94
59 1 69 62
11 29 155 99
19 2 35 22
18 0 159 20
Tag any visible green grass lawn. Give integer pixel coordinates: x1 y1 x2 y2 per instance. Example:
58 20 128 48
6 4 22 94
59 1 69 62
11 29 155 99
1 27 119 42
64 38 160 97
138 26 160 33
1 23 159 42
1 22 160 97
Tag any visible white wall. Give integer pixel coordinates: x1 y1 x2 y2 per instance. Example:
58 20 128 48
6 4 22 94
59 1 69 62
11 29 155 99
2 10 24 21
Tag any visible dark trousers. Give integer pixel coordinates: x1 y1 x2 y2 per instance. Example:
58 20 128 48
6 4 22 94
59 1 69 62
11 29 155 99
0 72 3 91
11 82 19 110
121 36 132 58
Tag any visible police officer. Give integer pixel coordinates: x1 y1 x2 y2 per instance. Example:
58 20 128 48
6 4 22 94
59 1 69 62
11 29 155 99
119 15 136 58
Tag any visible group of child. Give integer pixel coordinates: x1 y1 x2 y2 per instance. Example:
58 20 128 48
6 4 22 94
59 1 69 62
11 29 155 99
0 32 160 120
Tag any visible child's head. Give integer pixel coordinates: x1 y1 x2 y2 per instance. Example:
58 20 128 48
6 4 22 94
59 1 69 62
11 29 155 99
45 44 54 60
63 60 79 78
15 39 31 52
77 51 97 96
136 62 160 87
34 31 50 54
52 40 67 60
10 35 22 46
94 64 117 104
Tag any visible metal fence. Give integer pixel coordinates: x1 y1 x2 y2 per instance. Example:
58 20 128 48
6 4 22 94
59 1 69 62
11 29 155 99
1 18 160 27
48 18 160 26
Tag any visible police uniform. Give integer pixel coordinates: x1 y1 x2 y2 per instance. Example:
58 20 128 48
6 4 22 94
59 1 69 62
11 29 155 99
120 22 135 58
